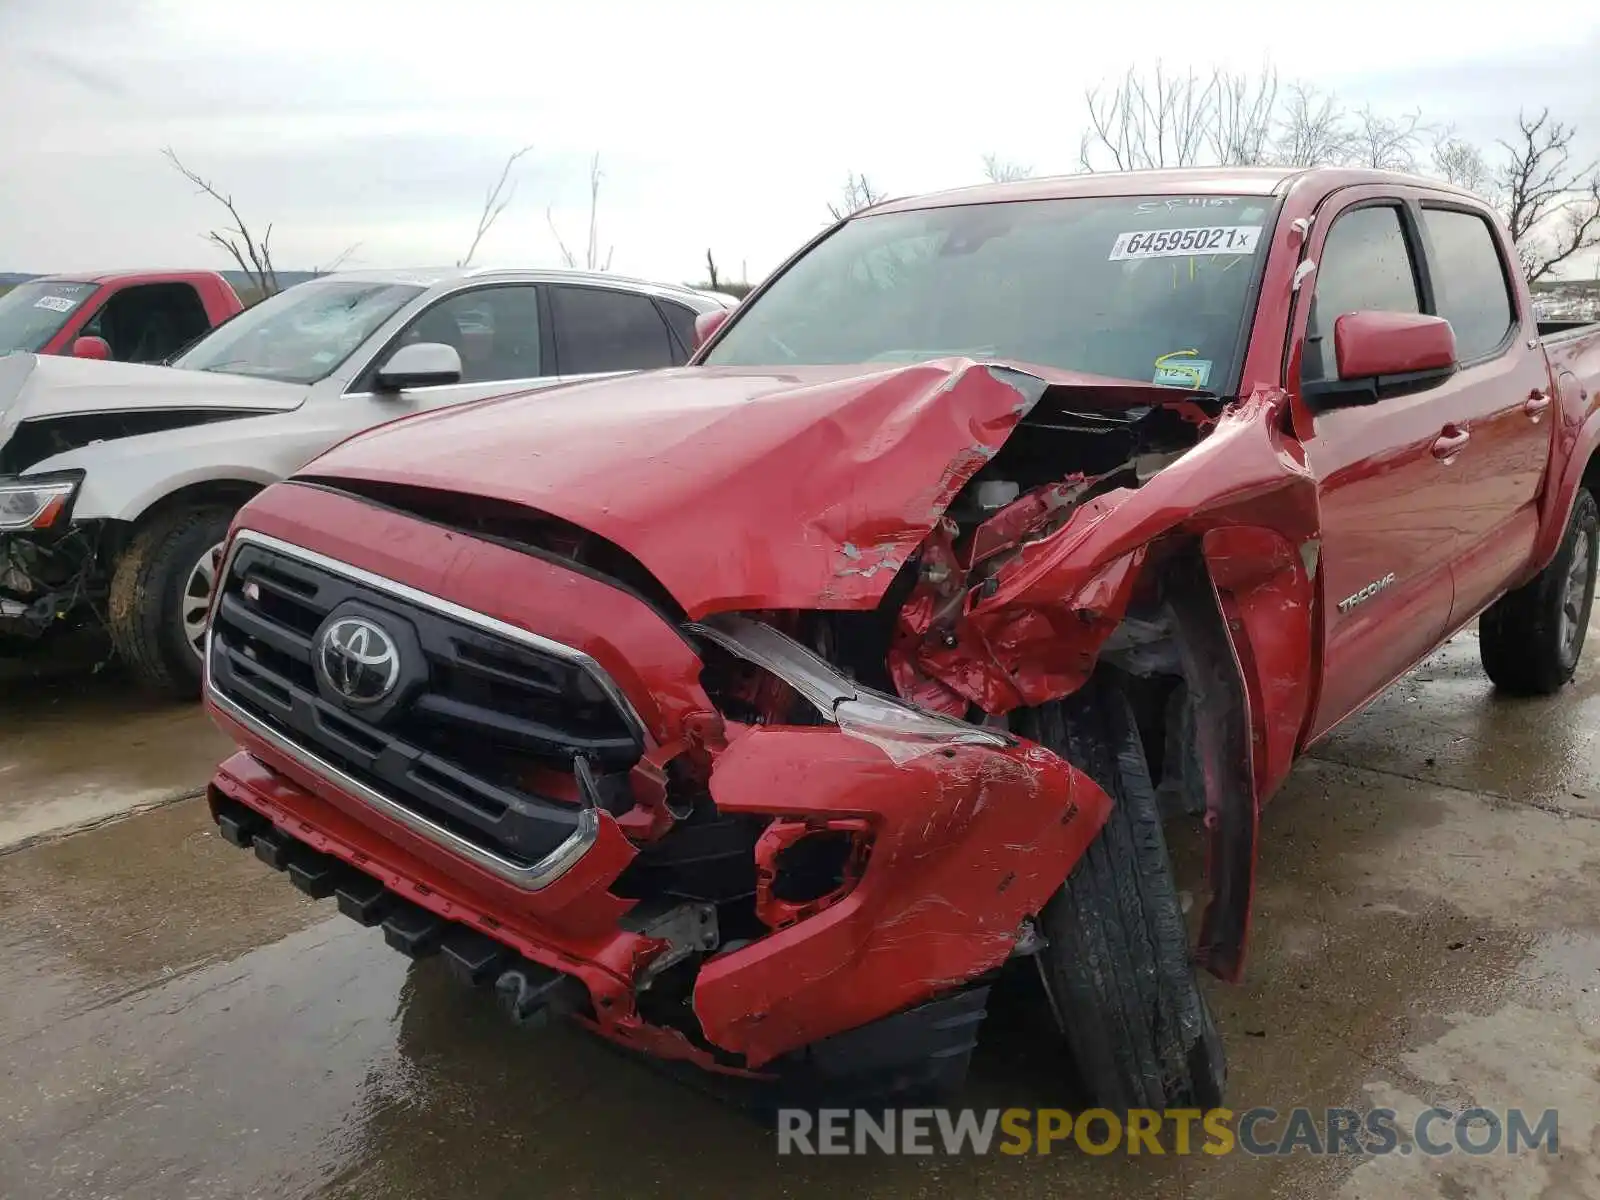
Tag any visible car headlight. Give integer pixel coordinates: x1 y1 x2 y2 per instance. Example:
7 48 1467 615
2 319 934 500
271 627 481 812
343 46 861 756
0 476 81 532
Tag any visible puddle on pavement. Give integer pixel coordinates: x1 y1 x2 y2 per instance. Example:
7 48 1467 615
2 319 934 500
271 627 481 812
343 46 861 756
0 666 232 849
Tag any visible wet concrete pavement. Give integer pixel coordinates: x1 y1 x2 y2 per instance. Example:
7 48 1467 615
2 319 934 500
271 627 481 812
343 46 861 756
4 624 1600 1198
0 652 233 853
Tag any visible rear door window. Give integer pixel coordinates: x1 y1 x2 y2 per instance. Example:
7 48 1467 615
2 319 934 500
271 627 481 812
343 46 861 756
656 299 702 363
1420 207 1517 361
550 286 677 375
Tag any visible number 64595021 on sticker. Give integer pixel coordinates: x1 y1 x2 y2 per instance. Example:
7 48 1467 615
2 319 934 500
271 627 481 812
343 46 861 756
1109 225 1262 260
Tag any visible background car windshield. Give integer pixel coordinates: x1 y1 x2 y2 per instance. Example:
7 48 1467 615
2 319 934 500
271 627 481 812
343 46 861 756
703 194 1278 392
0 281 100 353
171 280 424 384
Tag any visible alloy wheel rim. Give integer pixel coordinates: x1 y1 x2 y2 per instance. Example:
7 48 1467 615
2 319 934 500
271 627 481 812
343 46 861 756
183 542 226 661
1560 531 1593 662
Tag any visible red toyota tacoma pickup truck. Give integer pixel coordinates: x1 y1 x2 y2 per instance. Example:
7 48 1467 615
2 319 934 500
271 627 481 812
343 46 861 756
0 271 243 362
202 167 1600 1112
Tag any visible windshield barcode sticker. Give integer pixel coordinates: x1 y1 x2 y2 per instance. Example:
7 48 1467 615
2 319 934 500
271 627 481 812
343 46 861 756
33 295 77 313
1109 226 1262 260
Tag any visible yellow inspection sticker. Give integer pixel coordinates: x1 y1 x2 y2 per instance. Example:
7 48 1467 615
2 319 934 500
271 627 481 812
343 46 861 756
1153 349 1212 388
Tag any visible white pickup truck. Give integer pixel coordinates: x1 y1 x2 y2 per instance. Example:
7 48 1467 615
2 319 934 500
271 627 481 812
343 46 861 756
0 267 734 695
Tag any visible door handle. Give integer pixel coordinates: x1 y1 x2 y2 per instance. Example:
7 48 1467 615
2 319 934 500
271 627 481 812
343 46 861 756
1525 389 1552 420
1432 426 1470 460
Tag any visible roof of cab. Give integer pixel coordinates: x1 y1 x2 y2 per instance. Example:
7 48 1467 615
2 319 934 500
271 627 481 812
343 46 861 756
323 266 734 309
862 165 1482 215
34 269 232 285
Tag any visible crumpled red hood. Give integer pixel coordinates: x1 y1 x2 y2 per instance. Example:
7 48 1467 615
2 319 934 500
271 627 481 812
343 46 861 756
300 360 1157 618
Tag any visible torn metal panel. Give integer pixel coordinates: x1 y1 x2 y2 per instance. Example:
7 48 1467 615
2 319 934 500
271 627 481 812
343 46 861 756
1202 525 1317 801
1164 551 1258 983
894 387 1316 719
695 723 1111 1067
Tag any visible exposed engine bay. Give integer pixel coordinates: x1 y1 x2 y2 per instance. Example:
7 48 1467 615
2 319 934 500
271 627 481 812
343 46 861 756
689 386 1224 717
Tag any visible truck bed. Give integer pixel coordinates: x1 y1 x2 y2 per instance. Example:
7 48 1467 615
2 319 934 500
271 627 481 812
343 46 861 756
1540 320 1600 395
1539 319 1600 343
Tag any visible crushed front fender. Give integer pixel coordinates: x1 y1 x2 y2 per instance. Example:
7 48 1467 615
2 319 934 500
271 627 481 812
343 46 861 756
693 722 1111 1067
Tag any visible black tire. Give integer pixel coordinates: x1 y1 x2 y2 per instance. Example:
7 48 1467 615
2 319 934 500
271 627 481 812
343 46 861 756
107 504 235 700
1014 676 1226 1113
1480 487 1599 696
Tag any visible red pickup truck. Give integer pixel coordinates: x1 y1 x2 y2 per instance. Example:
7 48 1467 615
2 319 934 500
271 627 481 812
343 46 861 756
0 270 243 362
202 167 1600 1112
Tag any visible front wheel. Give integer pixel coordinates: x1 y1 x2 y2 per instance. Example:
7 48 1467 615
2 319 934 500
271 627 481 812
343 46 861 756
107 504 235 700
1480 487 1598 696
1014 676 1226 1112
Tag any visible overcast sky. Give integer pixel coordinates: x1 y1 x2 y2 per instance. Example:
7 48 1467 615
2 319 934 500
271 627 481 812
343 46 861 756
3 0 1598 283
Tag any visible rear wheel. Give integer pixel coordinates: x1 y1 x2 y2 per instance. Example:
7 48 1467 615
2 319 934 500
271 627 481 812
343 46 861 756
107 504 234 700
1480 487 1598 696
1014 675 1226 1112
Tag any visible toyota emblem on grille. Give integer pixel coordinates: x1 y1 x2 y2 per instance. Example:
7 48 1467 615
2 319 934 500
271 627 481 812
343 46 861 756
318 616 401 704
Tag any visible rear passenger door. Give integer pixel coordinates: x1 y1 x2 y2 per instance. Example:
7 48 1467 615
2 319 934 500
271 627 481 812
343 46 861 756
1414 202 1553 627
1299 194 1462 739
548 285 683 382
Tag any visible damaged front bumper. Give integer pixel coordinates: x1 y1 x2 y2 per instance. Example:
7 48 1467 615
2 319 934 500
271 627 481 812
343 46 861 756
207 718 1110 1072
203 485 1115 1073
0 471 100 643
0 531 98 643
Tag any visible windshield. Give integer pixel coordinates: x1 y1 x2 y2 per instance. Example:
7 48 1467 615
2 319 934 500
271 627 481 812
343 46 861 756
171 279 424 384
704 194 1279 393
0 281 101 353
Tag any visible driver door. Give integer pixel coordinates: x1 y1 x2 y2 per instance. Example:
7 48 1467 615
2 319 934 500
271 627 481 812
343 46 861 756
343 284 557 426
1297 194 1461 740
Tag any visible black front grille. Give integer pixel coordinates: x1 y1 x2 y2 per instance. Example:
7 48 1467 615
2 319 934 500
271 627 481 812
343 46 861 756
208 535 645 866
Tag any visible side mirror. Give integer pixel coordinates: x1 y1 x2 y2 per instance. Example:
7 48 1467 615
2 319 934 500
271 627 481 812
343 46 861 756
1334 311 1456 383
375 341 462 391
693 309 732 353
71 336 112 361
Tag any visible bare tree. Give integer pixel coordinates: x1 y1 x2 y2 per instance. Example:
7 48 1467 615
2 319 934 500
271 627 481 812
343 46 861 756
696 250 753 298
1267 84 1354 167
827 171 885 221
1071 59 1600 282
1079 63 1218 172
458 144 534 269
162 147 279 296
981 153 1034 183
1431 129 1492 195
1208 66 1280 166
1497 108 1600 282
1351 106 1427 172
547 153 615 272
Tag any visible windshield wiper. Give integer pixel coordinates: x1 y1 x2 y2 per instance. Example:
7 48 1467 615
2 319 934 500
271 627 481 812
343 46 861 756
196 360 271 373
